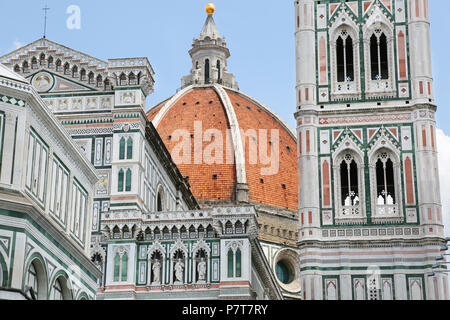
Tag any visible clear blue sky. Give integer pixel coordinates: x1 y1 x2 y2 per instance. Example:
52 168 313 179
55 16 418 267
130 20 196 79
0 0 449 134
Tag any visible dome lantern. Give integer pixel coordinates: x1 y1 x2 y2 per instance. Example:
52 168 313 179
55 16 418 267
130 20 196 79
180 3 238 90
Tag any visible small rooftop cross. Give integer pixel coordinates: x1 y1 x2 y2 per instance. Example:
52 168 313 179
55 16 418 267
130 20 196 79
42 5 50 39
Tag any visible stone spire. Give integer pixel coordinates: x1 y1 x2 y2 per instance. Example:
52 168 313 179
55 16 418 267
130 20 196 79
181 2 238 90
199 13 221 40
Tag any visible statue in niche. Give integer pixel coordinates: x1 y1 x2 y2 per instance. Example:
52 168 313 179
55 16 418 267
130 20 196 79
197 258 207 282
152 260 161 284
174 259 184 283
192 67 201 84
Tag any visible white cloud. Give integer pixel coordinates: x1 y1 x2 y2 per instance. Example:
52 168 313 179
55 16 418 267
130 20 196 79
437 128 450 237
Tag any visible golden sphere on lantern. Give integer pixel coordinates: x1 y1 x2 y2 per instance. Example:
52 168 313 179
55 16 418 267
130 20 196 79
205 2 215 15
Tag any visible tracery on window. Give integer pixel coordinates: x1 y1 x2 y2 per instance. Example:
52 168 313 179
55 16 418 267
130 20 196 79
336 29 355 83
374 152 398 216
370 29 389 81
338 153 361 217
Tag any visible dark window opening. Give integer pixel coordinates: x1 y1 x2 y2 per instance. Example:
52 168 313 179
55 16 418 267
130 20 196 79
370 34 379 80
340 157 359 206
371 32 389 80
336 36 345 82
376 156 396 205
345 36 354 81
157 192 163 212
337 35 354 82
379 33 389 79
205 59 210 84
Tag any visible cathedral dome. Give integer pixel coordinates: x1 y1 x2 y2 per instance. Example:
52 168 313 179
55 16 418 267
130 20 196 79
148 85 298 212
147 3 298 214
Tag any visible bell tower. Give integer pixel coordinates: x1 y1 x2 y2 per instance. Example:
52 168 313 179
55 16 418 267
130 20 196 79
295 0 447 300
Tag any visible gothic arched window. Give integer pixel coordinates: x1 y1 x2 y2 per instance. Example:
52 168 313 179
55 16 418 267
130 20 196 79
137 72 142 85
104 79 111 91
227 249 234 278
52 279 63 300
154 227 161 240
340 154 360 209
334 150 366 221
119 73 127 86
370 30 389 80
206 225 214 238
370 147 402 220
88 72 95 84
125 169 132 192
96 75 103 87
121 252 128 282
235 249 242 278
31 57 38 70
225 221 233 234
205 59 210 83
113 251 128 282
39 54 46 66
22 61 29 73
336 31 354 82
375 152 396 205
27 263 39 298
157 188 164 212
64 63 70 75
118 169 124 192
113 253 120 282
127 137 133 160
129 73 136 85
171 227 179 240
55 60 62 72
119 138 126 160
72 66 78 78
80 69 86 81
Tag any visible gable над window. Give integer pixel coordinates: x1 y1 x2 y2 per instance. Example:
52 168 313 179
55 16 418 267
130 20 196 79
363 18 395 97
333 149 366 224
330 23 361 100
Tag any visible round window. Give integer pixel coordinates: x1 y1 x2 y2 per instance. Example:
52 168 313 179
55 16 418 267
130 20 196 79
276 260 293 284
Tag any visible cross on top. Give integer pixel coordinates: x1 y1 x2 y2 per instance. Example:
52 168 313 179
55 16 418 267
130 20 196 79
42 5 50 39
